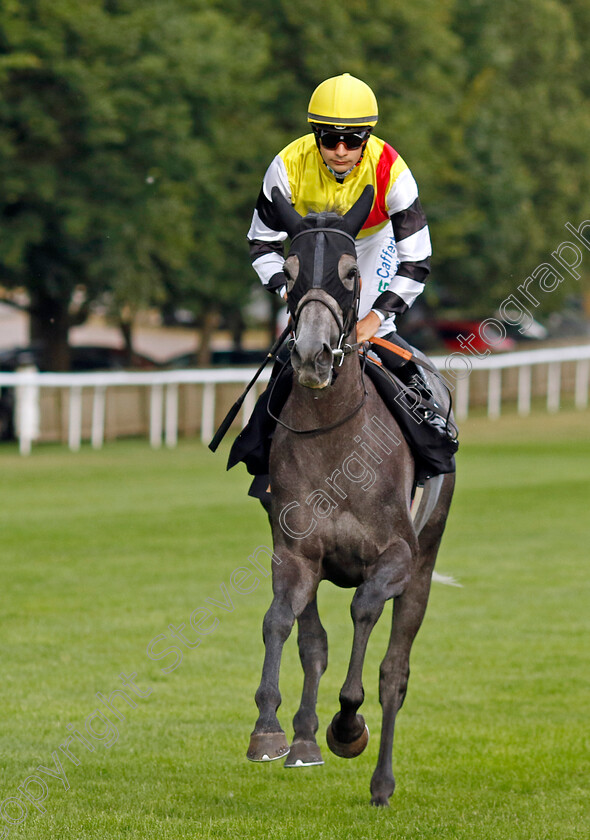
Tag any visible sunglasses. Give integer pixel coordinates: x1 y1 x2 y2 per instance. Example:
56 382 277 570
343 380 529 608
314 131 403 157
317 129 371 150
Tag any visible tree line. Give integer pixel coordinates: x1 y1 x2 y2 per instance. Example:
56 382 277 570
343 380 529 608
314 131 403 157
1 0 589 368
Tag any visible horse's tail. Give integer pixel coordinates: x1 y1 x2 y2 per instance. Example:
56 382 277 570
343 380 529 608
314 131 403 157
432 570 462 587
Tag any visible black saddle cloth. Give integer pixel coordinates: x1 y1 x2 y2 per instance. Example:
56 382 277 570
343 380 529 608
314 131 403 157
362 358 458 480
228 354 458 487
227 360 293 477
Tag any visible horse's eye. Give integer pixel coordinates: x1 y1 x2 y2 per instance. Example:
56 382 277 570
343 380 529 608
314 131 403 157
283 267 296 293
283 256 299 292
341 265 358 291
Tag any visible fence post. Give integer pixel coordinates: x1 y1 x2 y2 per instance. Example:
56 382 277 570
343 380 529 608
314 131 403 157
455 376 469 421
488 368 502 419
15 367 40 456
517 365 532 416
150 384 164 448
68 386 83 451
547 363 561 413
91 386 106 449
165 383 179 448
201 382 216 444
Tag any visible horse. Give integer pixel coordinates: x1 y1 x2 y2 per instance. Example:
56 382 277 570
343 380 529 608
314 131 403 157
246 185 456 806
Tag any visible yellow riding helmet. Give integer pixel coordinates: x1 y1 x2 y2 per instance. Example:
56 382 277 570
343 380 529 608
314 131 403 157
307 73 378 128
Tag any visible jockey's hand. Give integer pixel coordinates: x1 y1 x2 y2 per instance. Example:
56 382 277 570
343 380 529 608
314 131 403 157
356 311 381 344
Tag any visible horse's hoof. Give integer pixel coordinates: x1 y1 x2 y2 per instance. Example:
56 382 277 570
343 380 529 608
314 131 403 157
283 739 324 767
326 715 369 758
247 731 290 762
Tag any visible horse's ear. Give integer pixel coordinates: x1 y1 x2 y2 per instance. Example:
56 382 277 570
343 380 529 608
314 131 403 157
271 187 302 239
342 185 375 238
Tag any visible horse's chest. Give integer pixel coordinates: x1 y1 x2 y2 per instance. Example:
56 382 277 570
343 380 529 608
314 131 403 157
317 512 386 580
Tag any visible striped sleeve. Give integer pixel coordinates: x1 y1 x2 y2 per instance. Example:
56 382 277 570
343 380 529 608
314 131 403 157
247 157 292 293
381 165 432 310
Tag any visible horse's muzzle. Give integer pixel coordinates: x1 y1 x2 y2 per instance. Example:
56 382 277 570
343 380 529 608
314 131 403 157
291 340 333 389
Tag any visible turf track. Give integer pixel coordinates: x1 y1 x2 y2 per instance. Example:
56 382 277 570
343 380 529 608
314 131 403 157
0 411 588 839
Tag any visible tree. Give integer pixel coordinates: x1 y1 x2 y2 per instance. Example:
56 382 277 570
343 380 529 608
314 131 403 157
219 0 475 309
448 0 590 312
0 0 278 368
230 0 590 315
4 0 589 367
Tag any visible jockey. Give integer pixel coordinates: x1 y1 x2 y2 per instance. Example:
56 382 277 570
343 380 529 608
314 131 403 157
247 72 431 348
232 74 456 509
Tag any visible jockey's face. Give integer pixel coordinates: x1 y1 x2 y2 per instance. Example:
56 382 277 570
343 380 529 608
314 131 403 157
319 139 364 174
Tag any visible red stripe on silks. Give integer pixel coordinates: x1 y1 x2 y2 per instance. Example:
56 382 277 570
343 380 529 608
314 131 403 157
362 143 398 231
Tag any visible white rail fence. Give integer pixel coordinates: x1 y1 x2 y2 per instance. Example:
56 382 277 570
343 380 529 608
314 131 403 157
1 344 589 455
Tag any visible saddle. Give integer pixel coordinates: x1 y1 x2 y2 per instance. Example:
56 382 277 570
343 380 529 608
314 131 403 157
362 355 458 480
227 343 458 504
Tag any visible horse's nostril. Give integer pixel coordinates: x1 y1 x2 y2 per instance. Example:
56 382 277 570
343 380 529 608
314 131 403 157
291 344 302 369
292 340 333 373
316 342 333 368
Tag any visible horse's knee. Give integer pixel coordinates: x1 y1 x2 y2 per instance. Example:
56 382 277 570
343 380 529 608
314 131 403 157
262 599 295 643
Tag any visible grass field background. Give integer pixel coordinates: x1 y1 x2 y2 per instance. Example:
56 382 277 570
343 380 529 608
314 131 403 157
0 411 588 839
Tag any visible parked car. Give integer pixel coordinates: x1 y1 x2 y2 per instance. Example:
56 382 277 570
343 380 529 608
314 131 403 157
400 315 547 354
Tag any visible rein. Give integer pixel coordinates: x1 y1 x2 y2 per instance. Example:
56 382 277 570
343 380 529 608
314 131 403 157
291 293 361 365
267 348 369 435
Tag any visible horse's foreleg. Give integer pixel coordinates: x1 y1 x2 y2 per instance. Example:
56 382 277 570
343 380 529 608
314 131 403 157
284 596 327 767
247 594 295 762
327 539 414 761
327 578 390 759
248 563 319 763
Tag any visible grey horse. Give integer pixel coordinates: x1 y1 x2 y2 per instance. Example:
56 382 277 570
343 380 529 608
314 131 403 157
246 186 455 806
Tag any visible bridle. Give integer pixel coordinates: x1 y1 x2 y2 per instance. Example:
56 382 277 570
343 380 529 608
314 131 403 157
267 349 369 436
287 226 362 366
267 225 368 435
287 298 360 369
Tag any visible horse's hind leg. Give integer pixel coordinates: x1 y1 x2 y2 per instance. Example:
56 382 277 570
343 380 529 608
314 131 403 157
370 476 455 806
369 568 432 805
284 596 327 767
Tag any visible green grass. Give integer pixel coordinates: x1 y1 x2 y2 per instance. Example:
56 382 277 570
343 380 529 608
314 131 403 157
1 411 589 839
